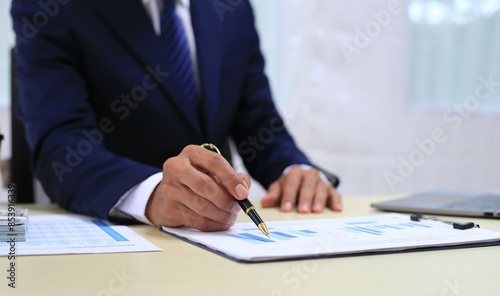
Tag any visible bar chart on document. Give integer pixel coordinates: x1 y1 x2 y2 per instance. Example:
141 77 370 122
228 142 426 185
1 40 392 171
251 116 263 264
162 213 500 262
334 219 434 237
228 228 319 244
0 215 161 256
226 215 439 246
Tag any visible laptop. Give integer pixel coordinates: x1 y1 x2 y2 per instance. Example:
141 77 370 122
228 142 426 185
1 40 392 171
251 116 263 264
371 190 500 218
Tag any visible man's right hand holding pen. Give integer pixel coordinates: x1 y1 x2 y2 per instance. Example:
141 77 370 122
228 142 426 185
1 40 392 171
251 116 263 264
145 145 342 232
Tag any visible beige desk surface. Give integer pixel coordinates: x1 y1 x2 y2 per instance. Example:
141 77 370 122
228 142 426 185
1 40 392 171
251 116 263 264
1 195 500 296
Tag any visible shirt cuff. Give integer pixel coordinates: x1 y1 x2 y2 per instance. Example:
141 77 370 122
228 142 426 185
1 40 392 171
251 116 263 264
283 164 330 185
109 172 163 225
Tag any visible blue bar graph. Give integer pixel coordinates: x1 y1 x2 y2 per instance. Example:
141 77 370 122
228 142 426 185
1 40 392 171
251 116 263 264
299 230 317 234
272 231 298 239
341 220 435 236
92 220 128 242
228 229 318 244
349 227 383 235
238 233 274 243
229 218 436 243
346 221 378 225
227 234 267 244
401 222 432 228
291 230 317 237
374 225 402 230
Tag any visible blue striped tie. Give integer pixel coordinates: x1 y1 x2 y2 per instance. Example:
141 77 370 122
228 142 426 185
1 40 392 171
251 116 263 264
161 0 197 108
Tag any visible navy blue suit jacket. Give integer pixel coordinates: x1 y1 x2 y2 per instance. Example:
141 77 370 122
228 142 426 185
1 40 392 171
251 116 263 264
11 0 332 220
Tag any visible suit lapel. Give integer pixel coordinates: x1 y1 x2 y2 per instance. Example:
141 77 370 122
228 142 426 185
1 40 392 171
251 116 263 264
190 0 222 141
95 0 202 133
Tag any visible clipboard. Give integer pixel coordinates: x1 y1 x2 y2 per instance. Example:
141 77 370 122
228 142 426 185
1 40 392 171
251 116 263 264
161 213 500 263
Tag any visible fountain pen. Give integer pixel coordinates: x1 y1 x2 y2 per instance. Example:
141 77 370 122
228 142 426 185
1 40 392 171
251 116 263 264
201 143 271 238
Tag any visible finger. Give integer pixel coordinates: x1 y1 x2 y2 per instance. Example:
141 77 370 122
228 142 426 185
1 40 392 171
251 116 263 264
187 170 232 203
311 181 329 213
148 177 238 228
327 187 343 212
185 145 249 200
184 190 238 225
180 202 237 231
210 172 250 214
280 168 302 212
297 170 319 213
261 181 282 208
166 156 237 213
238 173 251 189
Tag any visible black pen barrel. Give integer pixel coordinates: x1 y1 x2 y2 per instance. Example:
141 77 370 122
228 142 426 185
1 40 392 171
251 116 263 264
237 199 263 224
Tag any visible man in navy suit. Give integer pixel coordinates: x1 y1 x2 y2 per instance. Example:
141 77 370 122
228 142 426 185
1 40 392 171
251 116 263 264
11 0 341 230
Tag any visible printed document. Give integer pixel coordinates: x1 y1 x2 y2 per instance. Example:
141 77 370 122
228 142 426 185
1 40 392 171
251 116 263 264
162 213 500 262
0 215 161 256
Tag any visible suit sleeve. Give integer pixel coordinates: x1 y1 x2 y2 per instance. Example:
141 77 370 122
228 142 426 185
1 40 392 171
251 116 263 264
230 2 340 188
11 1 160 220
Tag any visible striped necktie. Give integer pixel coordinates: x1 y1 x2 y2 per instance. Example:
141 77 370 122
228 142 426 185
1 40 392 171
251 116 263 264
161 0 197 109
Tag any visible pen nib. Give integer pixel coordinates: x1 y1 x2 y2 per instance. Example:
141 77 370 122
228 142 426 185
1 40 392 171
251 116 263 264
258 223 271 239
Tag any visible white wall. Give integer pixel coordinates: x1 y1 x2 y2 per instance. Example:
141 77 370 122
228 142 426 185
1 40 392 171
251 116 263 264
251 0 500 196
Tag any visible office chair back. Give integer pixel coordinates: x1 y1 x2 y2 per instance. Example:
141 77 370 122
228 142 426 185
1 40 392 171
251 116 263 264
11 49 34 203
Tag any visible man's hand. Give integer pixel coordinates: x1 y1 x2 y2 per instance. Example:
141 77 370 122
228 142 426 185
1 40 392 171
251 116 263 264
261 166 342 213
146 145 251 231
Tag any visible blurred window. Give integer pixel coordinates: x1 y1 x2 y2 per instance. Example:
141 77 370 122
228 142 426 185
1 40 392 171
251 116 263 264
409 0 500 111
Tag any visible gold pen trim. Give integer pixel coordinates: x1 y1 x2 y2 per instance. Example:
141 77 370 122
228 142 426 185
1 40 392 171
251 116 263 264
258 223 270 238
201 143 221 155
245 206 255 215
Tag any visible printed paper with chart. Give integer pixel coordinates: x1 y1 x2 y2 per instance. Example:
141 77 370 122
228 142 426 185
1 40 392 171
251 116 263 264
0 215 161 256
162 213 500 262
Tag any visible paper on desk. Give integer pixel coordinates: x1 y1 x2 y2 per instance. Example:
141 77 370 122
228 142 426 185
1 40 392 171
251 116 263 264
162 213 500 262
0 215 161 256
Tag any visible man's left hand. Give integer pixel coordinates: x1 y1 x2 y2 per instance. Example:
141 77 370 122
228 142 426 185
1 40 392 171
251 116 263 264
261 166 342 213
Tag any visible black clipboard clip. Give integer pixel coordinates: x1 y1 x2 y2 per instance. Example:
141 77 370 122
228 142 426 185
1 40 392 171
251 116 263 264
410 213 480 230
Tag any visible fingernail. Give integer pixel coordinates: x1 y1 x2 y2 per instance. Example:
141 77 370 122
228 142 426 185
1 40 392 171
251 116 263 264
229 214 238 224
234 184 248 199
313 203 323 213
231 203 240 213
283 201 292 211
300 204 310 213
